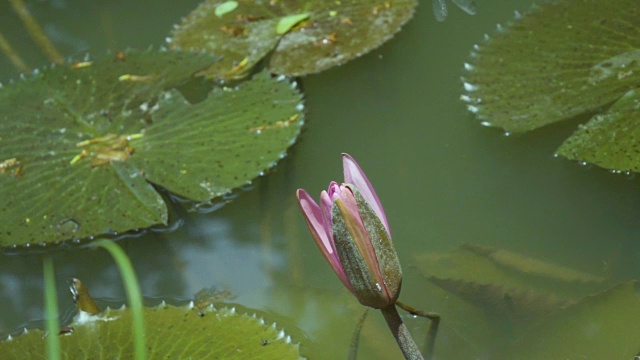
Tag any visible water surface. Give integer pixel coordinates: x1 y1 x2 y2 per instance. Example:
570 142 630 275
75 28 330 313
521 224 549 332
1 0 639 358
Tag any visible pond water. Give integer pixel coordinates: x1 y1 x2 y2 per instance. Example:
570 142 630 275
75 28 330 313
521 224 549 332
1 0 640 358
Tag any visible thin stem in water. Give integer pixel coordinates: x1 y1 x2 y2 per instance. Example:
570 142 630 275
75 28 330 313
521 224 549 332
348 308 369 360
0 31 29 72
9 0 64 64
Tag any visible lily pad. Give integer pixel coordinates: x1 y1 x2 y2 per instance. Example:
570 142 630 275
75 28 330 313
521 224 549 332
556 88 640 171
0 303 303 359
462 0 640 133
168 0 417 79
461 0 640 171
0 49 304 247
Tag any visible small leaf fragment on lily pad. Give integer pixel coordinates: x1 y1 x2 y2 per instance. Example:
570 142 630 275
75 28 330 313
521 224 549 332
462 0 640 133
168 0 418 78
0 304 304 359
215 1 238 17
0 49 304 248
276 13 310 35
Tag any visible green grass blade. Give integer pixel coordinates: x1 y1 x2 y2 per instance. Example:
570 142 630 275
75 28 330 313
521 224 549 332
93 240 146 360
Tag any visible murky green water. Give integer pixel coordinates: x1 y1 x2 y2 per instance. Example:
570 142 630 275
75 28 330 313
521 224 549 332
2 0 640 358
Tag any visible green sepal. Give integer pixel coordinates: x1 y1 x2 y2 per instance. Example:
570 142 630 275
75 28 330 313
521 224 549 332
333 198 386 309
353 189 402 304
332 188 401 309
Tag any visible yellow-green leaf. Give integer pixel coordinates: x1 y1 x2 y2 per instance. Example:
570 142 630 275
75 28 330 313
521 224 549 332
0 304 304 359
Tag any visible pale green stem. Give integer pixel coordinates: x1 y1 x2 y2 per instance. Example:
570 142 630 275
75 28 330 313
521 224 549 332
93 240 147 360
43 256 60 360
380 305 424 360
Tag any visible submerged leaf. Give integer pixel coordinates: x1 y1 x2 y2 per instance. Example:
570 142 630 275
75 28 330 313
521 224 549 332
461 243 605 285
427 276 573 324
0 49 304 248
413 244 606 303
500 281 640 359
168 0 417 78
0 304 303 359
194 286 236 311
462 0 640 133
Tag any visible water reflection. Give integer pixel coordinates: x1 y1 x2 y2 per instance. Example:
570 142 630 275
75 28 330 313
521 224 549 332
170 217 284 308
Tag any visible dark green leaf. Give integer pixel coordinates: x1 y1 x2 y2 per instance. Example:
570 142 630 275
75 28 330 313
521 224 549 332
462 0 640 133
556 89 640 172
0 49 304 247
168 0 417 78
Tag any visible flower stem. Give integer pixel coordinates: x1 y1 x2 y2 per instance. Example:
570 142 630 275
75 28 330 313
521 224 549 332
395 300 440 359
380 305 424 360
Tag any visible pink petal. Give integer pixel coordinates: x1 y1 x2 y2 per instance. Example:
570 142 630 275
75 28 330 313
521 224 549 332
297 189 351 290
319 190 335 252
297 189 331 252
342 153 391 235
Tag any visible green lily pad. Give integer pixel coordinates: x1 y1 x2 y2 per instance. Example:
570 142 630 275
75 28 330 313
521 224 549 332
461 0 640 134
168 0 417 79
500 281 640 359
461 0 640 171
0 49 304 248
0 303 303 359
462 0 640 147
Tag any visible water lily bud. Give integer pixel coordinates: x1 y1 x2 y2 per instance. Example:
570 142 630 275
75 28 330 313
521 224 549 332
296 154 402 309
333 186 402 308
